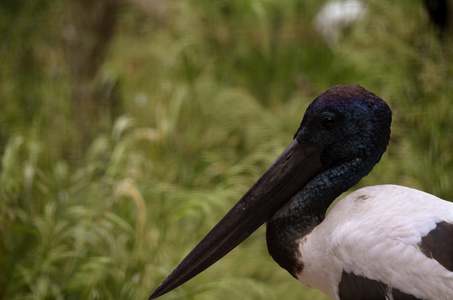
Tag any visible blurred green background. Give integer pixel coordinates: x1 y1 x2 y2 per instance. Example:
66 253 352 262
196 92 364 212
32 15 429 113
1 0 453 299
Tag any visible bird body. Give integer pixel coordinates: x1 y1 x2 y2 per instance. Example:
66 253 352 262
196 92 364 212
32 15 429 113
296 185 453 299
150 85 453 300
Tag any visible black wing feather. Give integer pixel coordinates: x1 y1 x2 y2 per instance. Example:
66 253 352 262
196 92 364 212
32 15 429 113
419 221 453 272
338 271 423 300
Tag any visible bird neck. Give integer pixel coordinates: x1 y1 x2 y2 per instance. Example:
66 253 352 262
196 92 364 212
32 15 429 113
266 157 370 277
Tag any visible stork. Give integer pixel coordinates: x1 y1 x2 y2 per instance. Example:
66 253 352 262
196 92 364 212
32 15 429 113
149 84 453 299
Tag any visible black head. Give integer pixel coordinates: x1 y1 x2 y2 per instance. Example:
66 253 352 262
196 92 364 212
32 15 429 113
295 84 392 171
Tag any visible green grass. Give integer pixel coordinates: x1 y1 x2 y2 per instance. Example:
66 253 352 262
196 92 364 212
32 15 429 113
1 0 453 299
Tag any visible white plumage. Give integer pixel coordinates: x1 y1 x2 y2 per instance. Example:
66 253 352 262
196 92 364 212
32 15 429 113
297 185 453 299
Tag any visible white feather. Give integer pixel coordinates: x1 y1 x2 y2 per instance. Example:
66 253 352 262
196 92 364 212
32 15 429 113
296 184 453 300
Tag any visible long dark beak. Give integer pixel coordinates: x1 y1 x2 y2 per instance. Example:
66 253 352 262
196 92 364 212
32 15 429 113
149 138 323 299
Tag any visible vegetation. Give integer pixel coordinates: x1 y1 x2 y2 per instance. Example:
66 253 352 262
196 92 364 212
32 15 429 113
1 0 453 299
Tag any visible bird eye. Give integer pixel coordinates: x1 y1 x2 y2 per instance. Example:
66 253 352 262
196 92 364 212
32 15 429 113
322 116 335 129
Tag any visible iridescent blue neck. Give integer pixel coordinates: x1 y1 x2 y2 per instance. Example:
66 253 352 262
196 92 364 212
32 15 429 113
266 156 371 277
